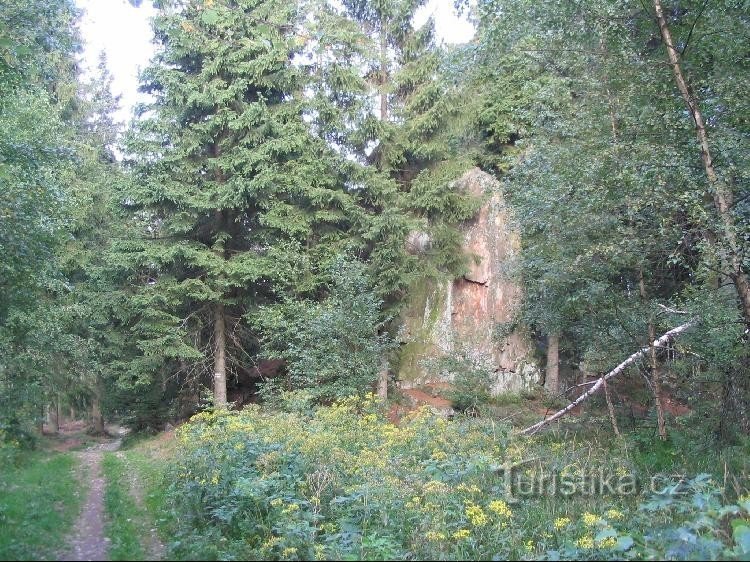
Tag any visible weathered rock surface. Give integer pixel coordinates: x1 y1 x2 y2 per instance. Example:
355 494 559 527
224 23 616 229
397 168 539 393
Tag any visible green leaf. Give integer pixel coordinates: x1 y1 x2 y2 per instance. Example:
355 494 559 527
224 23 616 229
201 9 220 26
734 525 750 554
614 536 634 552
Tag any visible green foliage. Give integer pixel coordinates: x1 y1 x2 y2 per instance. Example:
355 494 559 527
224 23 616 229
255 258 391 404
0 451 81 559
466 0 750 435
161 403 750 560
103 453 146 561
425 351 494 413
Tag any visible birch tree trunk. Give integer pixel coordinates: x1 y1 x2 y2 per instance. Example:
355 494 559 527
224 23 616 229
213 303 228 409
544 333 560 393
652 0 750 325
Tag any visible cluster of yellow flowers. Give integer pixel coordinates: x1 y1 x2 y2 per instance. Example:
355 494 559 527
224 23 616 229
598 536 618 549
575 535 594 549
452 529 471 540
465 502 489 527
281 503 300 515
423 480 449 494
456 483 482 495
425 530 447 542
554 516 571 530
488 499 512 519
581 512 601 527
431 449 448 461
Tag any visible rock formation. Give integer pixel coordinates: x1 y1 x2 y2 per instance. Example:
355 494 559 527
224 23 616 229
397 168 540 393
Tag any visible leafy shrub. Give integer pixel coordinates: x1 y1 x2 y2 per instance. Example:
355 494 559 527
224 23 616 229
163 399 750 560
426 351 494 413
254 258 391 405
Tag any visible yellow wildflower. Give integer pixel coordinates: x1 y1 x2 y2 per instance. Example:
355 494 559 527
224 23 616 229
575 535 594 549
465 503 489 527
423 480 449 494
282 503 300 514
456 483 482 495
452 529 471 540
406 496 421 509
425 530 446 541
488 499 512 519
270 498 283 507
554 517 571 530
431 449 448 461
263 536 281 548
281 546 298 558
314 545 325 560
605 508 624 521
525 540 534 552
597 536 617 549
582 512 600 527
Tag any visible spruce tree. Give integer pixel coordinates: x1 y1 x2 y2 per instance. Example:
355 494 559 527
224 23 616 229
124 0 368 408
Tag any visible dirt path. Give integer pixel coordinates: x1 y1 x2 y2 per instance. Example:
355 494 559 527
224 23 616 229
58 439 122 562
116 451 166 560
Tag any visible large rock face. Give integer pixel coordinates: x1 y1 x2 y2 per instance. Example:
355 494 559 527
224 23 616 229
397 168 539 393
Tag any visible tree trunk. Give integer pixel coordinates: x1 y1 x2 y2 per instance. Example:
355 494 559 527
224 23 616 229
649 321 667 440
544 333 560 393
379 26 388 123
640 270 667 440
603 378 621 438
48 399 59 434
91 380 104 434
213 303 228 409
377 360 388 400
652 0 750 325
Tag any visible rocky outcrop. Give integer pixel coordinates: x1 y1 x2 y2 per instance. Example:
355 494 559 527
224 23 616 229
397 168 539 393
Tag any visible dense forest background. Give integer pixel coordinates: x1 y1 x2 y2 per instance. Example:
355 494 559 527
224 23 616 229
3 0 748 439
2 0 750 560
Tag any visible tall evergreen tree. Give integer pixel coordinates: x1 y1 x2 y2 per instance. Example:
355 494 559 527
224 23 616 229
123 0 372 408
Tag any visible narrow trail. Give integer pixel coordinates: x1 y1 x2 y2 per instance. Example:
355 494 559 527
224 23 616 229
116 451 167 560
58 438 121 562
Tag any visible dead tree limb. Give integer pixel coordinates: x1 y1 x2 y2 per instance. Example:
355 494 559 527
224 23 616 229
520 320 698 436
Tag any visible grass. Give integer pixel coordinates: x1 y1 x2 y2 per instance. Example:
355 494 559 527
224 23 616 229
0 450 82 560
102 432 176 561
102 453 146 560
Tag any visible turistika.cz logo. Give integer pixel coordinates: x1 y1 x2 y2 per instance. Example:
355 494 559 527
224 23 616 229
496 459 693 500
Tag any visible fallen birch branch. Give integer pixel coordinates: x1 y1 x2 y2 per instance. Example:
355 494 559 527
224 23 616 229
520 319 698 436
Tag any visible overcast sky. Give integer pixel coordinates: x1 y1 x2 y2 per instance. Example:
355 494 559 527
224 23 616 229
75 0 475 124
